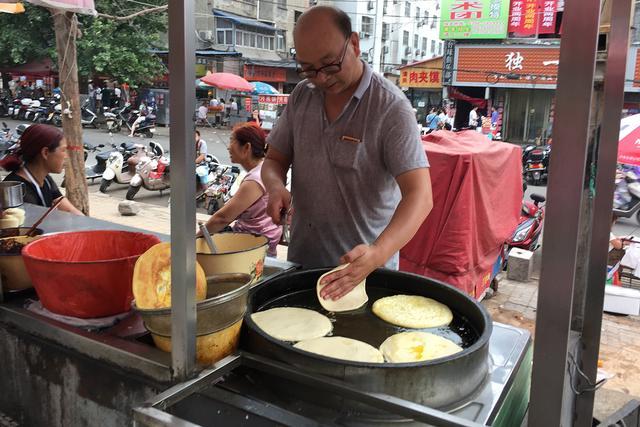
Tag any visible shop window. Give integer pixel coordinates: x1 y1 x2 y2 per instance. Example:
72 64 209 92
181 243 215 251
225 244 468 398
236 30 242 46
431 39 436 54
215 18 232 29
269 37 275 50
250 33 256 48
415 6 420 18
438 42 443 55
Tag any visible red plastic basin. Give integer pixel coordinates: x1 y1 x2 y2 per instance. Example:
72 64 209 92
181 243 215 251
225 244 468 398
22 230 161 318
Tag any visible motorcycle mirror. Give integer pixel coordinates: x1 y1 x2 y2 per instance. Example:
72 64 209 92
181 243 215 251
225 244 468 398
98 144 105 148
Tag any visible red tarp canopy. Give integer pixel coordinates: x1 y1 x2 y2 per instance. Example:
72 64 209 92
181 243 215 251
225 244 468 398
0 58 56 77
400 130 523 299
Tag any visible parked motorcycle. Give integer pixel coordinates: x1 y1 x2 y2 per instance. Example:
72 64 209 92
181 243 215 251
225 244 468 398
202 163 241 215
613 167 640 225
99 141 146 193
508 193 546 251
522 144 551 186
125 141 169 200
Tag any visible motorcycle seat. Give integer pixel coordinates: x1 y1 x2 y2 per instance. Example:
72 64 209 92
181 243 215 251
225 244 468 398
123 142 137 151
96 152 111 161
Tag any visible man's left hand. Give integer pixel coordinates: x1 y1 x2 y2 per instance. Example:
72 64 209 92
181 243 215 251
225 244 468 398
318 244 381 301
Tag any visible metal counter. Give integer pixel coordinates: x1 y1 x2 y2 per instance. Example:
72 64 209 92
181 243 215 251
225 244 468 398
0 203 298 426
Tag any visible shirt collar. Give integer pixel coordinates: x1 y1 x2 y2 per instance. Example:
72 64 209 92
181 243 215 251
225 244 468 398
352 60 373 100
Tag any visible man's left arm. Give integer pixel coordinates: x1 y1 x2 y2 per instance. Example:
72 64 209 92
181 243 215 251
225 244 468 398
319 168 432 300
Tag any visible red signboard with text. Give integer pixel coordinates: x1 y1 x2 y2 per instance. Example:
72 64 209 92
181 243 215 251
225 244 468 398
243 65 286 83
258 95 289 105
508 0 556 35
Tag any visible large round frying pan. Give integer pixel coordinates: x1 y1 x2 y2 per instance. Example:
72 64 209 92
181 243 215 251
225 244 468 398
242 268 492 412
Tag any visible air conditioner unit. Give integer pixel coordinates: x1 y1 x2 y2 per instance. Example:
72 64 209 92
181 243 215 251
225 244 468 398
383 46 389 54
417 21 423 27
415 49 420 56
368 1 374 10
199 30 213 40
405 46 412 55
384 65 394 73
359 31 371 39
393 0 398 4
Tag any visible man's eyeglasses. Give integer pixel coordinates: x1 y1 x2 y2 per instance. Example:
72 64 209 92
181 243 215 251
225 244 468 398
296 38 350 79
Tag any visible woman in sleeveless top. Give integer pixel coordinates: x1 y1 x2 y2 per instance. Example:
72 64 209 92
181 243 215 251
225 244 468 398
1 124 83 215
199 123 282 256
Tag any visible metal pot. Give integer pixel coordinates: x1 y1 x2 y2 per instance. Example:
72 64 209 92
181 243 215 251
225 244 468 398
0 182 23 208
242 268 493 412
133 273 252 336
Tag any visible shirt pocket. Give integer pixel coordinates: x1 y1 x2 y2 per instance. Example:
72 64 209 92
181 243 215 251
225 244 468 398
329 137 363 171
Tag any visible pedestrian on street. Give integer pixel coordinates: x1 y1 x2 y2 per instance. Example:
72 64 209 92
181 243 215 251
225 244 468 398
88 81 96 113
490 106 499 129
425 108 439 132
114 82 122 108
469 106 479 130
262 6 433 301
8 79 16 98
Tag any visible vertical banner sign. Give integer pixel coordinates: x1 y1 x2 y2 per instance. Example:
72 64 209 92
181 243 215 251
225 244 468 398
440 0 510 39
508 0 524 33
522 0 537 34
537 0 557 34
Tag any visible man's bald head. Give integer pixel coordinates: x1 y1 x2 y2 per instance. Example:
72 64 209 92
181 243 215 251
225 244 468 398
294 6 352 40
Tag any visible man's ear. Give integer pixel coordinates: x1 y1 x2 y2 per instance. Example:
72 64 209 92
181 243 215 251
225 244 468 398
351 32 361 58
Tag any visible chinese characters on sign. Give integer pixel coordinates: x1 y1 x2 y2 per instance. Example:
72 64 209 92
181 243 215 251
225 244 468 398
505 51 524 71
440 0 510 39
508 0 556 35
538 0 557 34
258 95 289 105
243 65 287 83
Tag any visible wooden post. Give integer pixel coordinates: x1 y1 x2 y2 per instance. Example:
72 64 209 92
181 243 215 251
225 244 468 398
51 10 89 215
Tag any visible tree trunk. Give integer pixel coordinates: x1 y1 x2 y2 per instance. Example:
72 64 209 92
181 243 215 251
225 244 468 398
51 10 89 215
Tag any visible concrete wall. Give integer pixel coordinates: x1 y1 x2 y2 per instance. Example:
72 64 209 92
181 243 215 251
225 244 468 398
0 328 163 427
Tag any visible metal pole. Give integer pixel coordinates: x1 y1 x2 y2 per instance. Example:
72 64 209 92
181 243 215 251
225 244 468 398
529 0 602 425
574 0 633 424
168 0 197 381
371 0 385 74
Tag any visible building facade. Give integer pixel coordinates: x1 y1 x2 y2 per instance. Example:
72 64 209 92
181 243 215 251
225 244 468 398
194 0 309 94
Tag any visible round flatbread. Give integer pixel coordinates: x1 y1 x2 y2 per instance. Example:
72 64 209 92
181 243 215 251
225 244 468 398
379 331 463 363
294 336 384 363
317 264 368 312
251 307 332 342
372 295 453 328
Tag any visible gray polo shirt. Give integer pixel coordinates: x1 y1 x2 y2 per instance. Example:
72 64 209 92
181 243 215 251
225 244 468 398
267 62 429 269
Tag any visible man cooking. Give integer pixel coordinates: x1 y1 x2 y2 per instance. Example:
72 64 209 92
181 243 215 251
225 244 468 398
262 6 433 301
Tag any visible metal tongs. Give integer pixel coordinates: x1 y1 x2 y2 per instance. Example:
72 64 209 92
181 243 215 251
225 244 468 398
280 204 291 245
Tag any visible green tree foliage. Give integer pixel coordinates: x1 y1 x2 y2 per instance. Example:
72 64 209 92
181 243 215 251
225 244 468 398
0 0 168 86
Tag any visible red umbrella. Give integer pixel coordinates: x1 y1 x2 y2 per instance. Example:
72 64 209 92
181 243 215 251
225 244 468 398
200 72 253 92
618 114 640 166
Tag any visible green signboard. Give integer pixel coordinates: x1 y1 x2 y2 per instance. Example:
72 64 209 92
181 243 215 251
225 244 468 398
440 0 510 40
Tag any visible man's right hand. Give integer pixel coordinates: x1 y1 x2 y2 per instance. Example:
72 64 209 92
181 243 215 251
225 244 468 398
266 185 291 225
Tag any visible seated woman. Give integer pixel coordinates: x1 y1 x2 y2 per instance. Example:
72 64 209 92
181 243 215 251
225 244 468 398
199 123 282 256
1 124 83 215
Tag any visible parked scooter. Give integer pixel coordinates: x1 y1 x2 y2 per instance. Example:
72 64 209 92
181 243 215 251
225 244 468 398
127 106 156 138
83 142 108 182
507 193 546 251
125 141 169 200
522 144 551 186
81 99 100 128
104 103 132 133
99 141 146 193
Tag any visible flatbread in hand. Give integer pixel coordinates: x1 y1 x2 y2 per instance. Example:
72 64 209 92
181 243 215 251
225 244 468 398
317 264 368 312
372 295 453 328
294 336 384 363
379 331 462 363
251 307 332 342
